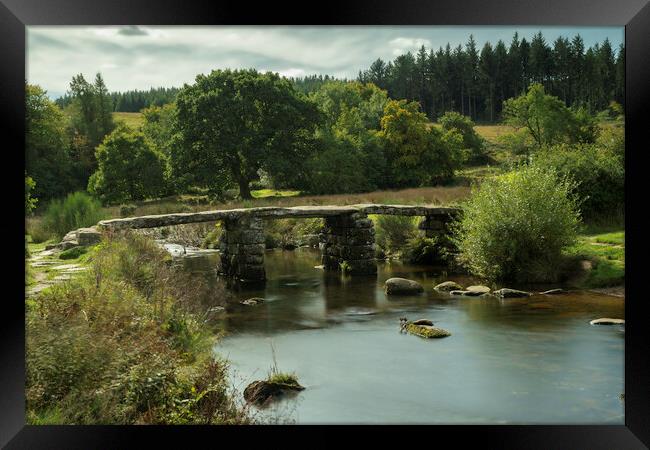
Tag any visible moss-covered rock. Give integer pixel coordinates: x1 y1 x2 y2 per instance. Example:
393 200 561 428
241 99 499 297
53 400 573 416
243 378 305 406
404 322 451 339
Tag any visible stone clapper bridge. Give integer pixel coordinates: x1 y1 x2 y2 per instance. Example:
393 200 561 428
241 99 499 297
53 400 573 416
97 204 461 282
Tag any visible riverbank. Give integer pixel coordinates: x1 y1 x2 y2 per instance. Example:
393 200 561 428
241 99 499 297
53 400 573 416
25 233 249 425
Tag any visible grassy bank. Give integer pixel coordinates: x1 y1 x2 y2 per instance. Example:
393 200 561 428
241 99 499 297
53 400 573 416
26 233 249 425
566 230 625 289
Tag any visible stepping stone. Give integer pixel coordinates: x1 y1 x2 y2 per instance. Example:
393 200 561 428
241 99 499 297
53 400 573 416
434 281 463 291
493 288 532 298
590 318 625 325
466 285 491 294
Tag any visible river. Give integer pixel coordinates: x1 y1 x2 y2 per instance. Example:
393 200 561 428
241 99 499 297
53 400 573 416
186 247 624 424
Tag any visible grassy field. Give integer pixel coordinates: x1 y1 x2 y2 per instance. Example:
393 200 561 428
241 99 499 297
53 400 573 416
113 112 144 129
566 230 625 288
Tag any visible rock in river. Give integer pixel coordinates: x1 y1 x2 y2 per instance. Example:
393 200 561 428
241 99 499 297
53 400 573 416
434 281 463 292
385 278 424 295
540 288 566 295
590 318 625 325
449 290 484 297
493 288 532 298
243 379 305 406
241 297 265 306
466 285 491 294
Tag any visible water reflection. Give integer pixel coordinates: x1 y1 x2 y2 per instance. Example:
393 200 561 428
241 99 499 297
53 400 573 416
177 247 625 424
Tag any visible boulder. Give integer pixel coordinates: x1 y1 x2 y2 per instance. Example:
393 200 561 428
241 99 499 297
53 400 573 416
466 285 491 294
243 379 305 406
412 319 434 326
590 318 625 325
541 288 566 295
384 278 424 295
403 322 451 339
76 227 102 246
493 288 531 298
449 290 484 297
434 281 463 292
241 297 265 306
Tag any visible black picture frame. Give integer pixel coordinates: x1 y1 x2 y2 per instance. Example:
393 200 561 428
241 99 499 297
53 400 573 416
2 0 649 447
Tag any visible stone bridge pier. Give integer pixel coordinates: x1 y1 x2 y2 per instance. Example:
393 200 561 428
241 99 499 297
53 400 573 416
321 212 377 275
218 216 266 282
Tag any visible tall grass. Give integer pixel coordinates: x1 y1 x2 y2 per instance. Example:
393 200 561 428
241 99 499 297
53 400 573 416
40 192 105 240
26 233 247 424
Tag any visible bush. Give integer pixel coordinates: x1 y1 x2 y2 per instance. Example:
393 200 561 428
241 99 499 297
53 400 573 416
41 191 105 240
88 125 169 204
120 204 138 218
26 233 245 424
453 165 580 283
59 246 88 260
439 111 486 164
373 215 418 256
533 142 624 219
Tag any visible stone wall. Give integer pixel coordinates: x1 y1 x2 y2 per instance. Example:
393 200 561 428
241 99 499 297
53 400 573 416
320 212 377 275
218 216 266 282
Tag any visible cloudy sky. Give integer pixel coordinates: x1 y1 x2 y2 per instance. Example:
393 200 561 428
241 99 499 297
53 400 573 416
27 26 623 99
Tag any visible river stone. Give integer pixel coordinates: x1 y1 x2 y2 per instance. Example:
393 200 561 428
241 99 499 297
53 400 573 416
590 318 625 325
241 297 265 306
434 281 463 291
466 285 491 294
403 323 451 339
412 319 434 326
449 290 484 297
384 278 424 295
243 380 305 406
541 288 566 295
493 288 532 298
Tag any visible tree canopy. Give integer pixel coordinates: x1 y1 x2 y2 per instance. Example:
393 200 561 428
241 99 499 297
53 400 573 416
172 69 321 199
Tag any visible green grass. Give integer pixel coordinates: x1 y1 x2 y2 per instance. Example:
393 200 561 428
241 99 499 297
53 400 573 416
251 189 301 198
113 112 144 130
565 230 625 288
267 372 300 387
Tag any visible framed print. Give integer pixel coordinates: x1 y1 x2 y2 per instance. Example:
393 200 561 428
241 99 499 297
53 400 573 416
3 0 649 447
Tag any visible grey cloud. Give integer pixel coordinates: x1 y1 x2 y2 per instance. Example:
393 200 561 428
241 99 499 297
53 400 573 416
117 26 149 36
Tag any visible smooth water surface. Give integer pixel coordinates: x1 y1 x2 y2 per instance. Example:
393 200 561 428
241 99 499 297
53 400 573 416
202 248 624 424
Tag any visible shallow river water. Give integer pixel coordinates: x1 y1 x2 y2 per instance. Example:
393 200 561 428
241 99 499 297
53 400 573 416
194 248 624 424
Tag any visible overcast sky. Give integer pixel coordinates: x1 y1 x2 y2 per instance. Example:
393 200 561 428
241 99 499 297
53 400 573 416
27 26 624 99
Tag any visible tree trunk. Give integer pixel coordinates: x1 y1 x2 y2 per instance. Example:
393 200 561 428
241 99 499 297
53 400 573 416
238 178 252 199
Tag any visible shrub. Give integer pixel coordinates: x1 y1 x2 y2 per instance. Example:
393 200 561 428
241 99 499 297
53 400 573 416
41 191 105 239
26 233 245 424
533 142 624 219
403 235 448 265
59 246 88 260
373 215 418 256
439 111 486 164
452 165 580 283
88 125 169 204
120 204 137 217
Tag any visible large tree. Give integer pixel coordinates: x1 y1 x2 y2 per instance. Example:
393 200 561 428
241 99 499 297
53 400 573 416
172 69 320 199
88 125 168 204
25 84 73 200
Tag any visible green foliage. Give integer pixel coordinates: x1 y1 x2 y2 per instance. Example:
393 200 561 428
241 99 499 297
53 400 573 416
264 218 322 249
42 191 105 239
564 231 625 288
88 125 169 204
65 73 116 187
26 84 74 200
26 233 246 424
453 165 581 282
502 83 599 156
172 69 320 199
25 173 38 214
533 141 624 219
142 103 176 156
439 111 486 164
379 100 464 187
373 215 418 256
403 235 447 265
59 246 88 260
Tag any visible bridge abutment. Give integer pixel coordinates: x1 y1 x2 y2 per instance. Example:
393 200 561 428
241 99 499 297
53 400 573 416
218 216 266 282
321 212 377 275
